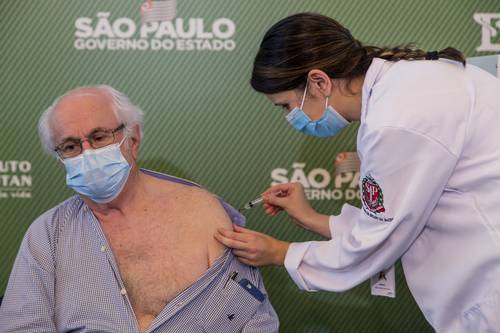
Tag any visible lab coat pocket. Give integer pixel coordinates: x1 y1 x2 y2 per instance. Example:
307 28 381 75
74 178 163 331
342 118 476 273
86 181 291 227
196 277 264 333
462 290 500 333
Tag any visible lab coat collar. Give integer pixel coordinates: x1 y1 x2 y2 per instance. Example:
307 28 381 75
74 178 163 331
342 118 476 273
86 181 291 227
361 58 393 122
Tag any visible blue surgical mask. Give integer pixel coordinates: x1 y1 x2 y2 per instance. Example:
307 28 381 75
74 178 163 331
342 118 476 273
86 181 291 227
286 83 349 138
63 137 131 203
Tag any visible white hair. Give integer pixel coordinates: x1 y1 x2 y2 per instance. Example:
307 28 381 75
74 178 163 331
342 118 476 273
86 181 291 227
38 85 144 157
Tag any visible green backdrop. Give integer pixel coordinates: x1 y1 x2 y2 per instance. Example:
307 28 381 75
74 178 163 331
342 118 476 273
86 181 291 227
1 1 499 332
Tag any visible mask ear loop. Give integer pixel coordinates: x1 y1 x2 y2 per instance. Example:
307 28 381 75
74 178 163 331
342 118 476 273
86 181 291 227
325 96 330 109
118 135 127 147
299 79 309 110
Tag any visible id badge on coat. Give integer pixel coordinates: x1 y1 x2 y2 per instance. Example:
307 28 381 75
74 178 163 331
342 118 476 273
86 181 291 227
370 265 396 298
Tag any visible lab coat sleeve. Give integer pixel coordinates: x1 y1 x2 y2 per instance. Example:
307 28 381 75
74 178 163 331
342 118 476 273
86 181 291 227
329 204 360 238
284 126 458 292
0 213 57 332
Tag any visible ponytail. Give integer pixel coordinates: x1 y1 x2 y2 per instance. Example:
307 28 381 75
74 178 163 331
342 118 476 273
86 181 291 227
364 45 466 66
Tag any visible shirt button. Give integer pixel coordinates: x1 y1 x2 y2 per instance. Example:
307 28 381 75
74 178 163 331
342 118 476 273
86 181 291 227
120 288 127 295
100 245 107 252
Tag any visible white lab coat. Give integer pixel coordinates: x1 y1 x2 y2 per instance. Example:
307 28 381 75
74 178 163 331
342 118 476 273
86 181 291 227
284 58 500 332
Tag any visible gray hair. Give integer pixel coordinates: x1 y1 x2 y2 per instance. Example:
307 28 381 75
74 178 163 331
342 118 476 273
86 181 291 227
38 85 144 157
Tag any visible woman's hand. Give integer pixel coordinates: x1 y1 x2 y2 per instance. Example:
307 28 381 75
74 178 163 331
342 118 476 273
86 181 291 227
262 182 331 238
215 224 290 266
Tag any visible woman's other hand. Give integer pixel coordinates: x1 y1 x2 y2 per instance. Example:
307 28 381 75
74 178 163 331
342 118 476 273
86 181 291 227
215 224 290 266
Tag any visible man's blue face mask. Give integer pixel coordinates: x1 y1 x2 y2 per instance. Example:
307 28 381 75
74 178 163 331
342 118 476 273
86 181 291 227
286 82 349 138
62 137 131 203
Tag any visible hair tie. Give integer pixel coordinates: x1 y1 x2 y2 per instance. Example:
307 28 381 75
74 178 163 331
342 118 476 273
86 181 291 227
425 51 439 60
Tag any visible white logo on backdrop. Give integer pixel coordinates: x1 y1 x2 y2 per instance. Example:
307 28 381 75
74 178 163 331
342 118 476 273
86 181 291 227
270 152 361 201
74 1 236 51
0 160 32 199
474 13 500 51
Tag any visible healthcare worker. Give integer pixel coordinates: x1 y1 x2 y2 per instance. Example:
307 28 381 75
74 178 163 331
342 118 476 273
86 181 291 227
215 12 500 332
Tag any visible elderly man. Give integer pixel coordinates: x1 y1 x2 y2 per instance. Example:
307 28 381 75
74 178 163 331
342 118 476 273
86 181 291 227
0 86 279 332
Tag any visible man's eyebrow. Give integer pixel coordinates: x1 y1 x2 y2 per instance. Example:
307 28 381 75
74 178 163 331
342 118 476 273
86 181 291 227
58 136 80 144
87 127 110 135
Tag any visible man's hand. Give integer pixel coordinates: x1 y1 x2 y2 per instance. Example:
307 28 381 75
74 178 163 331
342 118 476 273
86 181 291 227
215 224 290 266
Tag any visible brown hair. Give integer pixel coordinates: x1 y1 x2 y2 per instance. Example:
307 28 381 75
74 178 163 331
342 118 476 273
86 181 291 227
251 13 466 94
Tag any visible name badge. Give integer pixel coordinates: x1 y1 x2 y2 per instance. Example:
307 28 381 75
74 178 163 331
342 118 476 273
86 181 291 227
370 265 396 298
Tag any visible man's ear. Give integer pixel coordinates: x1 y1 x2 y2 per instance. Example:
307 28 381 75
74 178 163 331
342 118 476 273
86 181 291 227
307 69 334 99
129 125 141 160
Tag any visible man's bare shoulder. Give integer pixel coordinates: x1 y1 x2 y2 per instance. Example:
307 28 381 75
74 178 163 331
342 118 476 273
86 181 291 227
146 174 232 228
170 185 232 264
147 175 232 263
174 185 232 228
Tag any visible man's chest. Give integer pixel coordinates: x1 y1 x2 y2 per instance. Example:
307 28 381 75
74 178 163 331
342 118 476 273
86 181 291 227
101 217 209 317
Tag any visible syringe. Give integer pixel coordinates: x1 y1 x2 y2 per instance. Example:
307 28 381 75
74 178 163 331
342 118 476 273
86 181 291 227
238 191 284 212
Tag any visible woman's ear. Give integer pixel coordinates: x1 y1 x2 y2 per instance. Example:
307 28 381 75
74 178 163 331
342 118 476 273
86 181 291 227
307 69 333 98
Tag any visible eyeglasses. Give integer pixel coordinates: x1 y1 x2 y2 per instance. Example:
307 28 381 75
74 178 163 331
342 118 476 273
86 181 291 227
54 124 125 159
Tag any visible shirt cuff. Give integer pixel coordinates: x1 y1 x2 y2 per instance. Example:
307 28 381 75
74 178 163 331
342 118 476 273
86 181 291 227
330 204 360 239
284 242 316 291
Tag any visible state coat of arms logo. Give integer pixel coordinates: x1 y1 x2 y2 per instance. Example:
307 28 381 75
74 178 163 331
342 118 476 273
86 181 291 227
361 174 386 214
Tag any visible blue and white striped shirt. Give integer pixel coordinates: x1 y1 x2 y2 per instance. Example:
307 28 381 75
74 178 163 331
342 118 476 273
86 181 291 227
0 171 279 332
